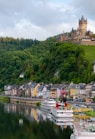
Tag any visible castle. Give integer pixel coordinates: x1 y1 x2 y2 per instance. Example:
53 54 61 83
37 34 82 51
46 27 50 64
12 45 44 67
57 16 95 45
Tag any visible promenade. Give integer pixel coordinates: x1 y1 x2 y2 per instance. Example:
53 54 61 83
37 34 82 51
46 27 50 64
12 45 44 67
9 96 42 105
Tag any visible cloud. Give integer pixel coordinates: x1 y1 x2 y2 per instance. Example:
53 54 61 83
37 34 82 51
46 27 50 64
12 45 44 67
0 0 65 27
71 0 95 33
0 0 76 40
72 0 95 19
0 19 73 40
0 19 51 40
0 0 94 40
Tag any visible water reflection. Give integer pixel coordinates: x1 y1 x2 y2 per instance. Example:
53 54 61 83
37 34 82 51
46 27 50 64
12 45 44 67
4 103 49 122
2 103 73 139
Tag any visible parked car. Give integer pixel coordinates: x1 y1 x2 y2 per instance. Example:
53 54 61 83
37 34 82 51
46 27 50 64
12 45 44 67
86 119 92 122
90 117 95 122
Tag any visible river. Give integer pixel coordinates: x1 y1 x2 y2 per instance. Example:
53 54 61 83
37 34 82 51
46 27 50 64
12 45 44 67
0 102 73 139
4 103 47 122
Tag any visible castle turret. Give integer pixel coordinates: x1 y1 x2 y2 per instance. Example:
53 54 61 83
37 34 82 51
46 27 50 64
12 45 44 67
79 16 87 36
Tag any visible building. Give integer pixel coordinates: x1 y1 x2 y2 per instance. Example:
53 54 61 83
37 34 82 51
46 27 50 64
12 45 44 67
58 16 95 45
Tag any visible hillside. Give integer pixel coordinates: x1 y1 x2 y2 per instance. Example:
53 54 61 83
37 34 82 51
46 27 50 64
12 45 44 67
0 36 95 90
0 37 56 90
81 45 95 63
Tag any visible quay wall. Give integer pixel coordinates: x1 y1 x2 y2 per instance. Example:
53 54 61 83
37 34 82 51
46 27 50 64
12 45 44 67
80 41 95 45
9 96 42 106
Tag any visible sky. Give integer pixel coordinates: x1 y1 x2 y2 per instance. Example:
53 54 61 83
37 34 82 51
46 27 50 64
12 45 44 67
0 0 95 40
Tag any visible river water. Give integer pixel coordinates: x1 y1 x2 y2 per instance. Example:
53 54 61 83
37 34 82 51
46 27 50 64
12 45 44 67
0 102 73 139
4 103 49 122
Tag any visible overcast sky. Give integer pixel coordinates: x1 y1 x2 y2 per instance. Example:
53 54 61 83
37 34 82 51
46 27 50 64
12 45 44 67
0 0 95 40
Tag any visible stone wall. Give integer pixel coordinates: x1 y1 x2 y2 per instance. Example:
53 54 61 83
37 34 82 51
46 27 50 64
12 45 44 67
80 40 95 45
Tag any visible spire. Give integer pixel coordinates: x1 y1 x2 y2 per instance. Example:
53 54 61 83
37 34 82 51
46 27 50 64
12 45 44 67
81 16 87 22
81 16 84 21
79 16 87 24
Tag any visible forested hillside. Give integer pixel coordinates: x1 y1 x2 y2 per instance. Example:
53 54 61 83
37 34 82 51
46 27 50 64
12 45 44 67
0 37 95 90
0 37 55 90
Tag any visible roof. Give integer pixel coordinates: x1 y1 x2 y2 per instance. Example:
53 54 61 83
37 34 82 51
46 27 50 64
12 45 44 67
38 85 44 91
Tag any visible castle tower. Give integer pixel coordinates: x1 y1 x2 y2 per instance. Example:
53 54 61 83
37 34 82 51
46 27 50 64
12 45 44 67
79 16 87 36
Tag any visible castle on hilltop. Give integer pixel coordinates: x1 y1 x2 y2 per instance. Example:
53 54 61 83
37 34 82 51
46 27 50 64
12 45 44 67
57 16 95 45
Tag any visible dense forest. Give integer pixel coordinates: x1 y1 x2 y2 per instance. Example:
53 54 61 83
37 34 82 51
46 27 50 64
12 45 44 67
0 36 95 90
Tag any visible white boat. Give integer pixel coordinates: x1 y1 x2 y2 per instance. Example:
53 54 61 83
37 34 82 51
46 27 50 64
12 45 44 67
40 98 56 114
51 105 74 126
70 121 95 139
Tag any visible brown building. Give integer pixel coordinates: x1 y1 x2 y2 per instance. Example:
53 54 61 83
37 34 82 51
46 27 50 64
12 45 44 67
78 16 87 36
58 16 95 45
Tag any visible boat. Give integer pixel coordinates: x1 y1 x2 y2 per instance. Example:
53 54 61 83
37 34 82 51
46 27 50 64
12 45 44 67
70 121 95 139
40 98 74 126
37 109 52 121
51 103 74 126
40 98 56 114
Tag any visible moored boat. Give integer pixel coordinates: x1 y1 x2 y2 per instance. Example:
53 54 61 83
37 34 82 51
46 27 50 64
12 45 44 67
51 103 74 126
40 98 56 113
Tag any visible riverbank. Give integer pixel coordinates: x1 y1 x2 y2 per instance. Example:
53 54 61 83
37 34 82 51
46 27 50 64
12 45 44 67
9 96 42 107
0 95 10 103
